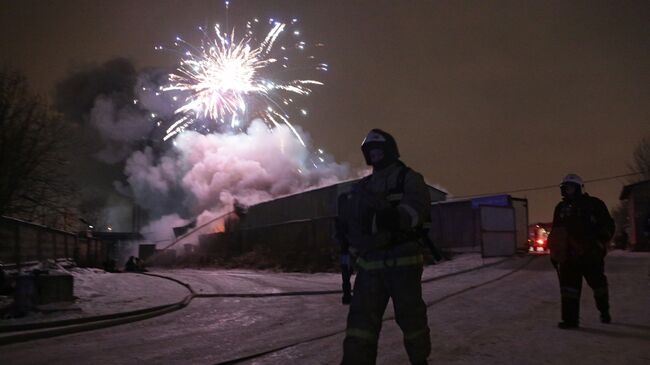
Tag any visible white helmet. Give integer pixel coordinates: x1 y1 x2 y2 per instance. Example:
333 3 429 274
561 173 584 187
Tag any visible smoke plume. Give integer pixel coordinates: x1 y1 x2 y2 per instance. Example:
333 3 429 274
126 120 349 244
55 58 350 245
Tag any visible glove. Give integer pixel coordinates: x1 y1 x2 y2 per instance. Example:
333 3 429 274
375 206 401 232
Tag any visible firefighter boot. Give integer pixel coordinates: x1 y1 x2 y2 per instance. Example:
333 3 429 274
600 312 611 324
594 287 610 323
558 321 579 329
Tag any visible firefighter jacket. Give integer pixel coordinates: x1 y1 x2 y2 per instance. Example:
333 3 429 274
549 193 614 261
337 161 431 260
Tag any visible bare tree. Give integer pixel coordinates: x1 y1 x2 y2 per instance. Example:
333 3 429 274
0 68 76 229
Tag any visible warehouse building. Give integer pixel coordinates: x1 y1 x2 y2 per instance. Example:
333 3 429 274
197 178 448 270
619 179 650 251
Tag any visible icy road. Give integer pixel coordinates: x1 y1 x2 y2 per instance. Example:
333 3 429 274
2 251 649 365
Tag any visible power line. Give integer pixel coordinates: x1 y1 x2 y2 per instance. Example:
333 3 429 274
453 171 646 199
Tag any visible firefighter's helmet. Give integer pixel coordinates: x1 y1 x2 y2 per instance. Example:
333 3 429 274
361 129 400 166
560 173 584 198
561 173 584 187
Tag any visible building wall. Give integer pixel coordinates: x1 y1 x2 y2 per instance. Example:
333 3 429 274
512 199 530 250
240 179 447 229
200 179 447 269
0 217 106 268
630 186 650 250
430 196 528 253
430 201 479 251
199 217 338 271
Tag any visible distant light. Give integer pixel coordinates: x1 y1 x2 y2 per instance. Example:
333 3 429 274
293 30 300 36
88 225 94 229
300 109 308 116
107 227 113 231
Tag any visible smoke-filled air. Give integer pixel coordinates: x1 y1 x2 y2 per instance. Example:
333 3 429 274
95 14 349 246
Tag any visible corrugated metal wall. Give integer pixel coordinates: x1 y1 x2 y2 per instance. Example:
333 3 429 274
0 216 105 268
199 218 338 271
199 179 447 269
239 182 351 228
240 179 447 229
430 201 479 251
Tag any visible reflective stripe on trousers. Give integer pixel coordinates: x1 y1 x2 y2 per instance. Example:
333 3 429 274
342 264 430 365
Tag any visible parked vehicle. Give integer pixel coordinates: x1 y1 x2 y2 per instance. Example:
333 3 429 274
528 223 552 254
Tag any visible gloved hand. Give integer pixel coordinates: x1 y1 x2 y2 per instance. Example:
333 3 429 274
375 206 401 232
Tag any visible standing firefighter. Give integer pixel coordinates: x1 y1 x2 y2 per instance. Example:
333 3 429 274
547 173 615 329
337 129 431 365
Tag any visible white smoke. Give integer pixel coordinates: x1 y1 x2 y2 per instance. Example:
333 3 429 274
140 213 190 248
124 119 349 243
77 65 350 243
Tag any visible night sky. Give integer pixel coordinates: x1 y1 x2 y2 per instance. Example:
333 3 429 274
1 0 649 222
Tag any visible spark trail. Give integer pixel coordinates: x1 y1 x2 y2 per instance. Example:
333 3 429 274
159 17 326 145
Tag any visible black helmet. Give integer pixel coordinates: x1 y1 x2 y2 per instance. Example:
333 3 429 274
361 129 400 166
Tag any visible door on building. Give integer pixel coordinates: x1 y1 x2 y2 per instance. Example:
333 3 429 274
480 205 517 257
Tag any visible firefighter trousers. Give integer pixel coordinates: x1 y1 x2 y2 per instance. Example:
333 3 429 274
556 255 609 324
341 264 430 365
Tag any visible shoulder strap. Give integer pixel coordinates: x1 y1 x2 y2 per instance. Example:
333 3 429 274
391 165 411 194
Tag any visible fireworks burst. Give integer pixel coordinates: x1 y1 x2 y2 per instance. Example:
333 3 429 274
159 17 326 145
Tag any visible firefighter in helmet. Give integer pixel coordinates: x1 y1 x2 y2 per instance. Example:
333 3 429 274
337 129 431 364
548 173 615 329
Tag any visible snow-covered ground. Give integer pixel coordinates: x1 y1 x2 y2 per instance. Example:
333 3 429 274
1 265 190 325
1 251 648 365
153 253 504 295
1 253 495 326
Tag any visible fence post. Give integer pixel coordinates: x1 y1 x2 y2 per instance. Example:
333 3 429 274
73 235 79 264
36 228 43 261
93 239 99 267
51 231 57 260
64 234 69 259
13 223 21 272
85 237 90 266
